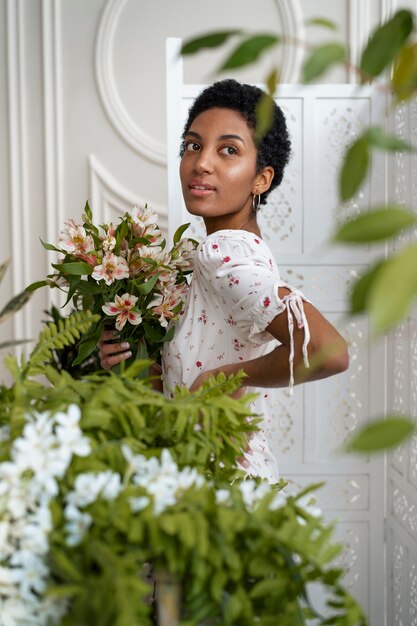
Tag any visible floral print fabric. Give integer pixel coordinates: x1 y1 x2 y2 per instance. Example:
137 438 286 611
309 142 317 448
162 229 310 483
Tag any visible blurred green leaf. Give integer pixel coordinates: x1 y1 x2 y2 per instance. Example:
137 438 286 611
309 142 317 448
392 42 417 102
219 34 280 71
0 289 32 323
40 238 62 253
334 206 416 243
349 261 385 315
255 93 274 144
73 319 104 366
359 9 414 80
339 138 370 202
365 126 416 152
25 279 58 292
346 416 416 453
0 259 10 284
306 17 338 31
266 67 279 96
84 200 93 222
302 43 346 83
369 242 417 332
181 30 240 55
52 262 93 276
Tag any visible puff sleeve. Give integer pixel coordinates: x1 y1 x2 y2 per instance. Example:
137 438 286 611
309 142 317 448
197 233 311 392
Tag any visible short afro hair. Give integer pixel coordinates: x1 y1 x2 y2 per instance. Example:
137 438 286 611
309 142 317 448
181 79 291 205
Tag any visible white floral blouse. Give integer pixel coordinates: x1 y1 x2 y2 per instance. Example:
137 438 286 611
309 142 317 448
162 229 310 483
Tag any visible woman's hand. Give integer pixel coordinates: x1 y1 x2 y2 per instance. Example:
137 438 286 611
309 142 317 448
98 329 132 370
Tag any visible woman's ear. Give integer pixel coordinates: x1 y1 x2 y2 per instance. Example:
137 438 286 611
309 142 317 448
253 166 275 195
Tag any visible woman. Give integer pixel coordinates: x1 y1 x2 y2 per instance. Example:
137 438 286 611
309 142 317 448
99 79 349 482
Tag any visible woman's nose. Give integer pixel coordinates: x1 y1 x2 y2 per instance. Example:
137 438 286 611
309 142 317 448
193 148 214 174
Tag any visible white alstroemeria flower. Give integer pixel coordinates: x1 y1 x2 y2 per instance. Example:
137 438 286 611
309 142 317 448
135 244 169 266
172 238 196 270
102 293 142 331
18 520 50 556
92 252 129 286
129 496 150 512
215 489 230 505
269 492 287 511
64 504 92 547
67 471 122 509
55 405 91 458
239 479 271 510
58 219 95 255
131 205 158 236
102 234 116 252
38 595 69 625
147 283 187 328
10 551 49 598
0 597 31 626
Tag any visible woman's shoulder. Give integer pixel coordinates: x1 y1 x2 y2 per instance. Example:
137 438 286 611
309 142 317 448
199 229 272 259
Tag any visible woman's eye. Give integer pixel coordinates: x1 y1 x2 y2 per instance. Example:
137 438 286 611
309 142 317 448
221 145 238 156
185 142 200 152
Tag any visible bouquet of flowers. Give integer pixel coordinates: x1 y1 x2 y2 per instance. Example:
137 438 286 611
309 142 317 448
29 202 197 366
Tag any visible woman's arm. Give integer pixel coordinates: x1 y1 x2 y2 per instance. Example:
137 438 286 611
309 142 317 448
190 287 349 392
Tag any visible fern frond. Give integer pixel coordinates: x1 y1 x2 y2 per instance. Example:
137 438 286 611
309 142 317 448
22 310 100 379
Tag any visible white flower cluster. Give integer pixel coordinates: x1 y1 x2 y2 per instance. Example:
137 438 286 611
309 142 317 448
216 479 287 511
0 405 90 626
64 470 122 546
122 447 205 515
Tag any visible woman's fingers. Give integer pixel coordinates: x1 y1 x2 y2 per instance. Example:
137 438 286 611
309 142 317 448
98 330 131 370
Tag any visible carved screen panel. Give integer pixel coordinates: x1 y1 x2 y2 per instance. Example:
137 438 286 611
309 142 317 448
386 95 417 626
166 40 386 624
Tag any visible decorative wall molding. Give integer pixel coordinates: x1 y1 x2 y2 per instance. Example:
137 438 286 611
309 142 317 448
42 0 64 308
6 0 31 341
272 0 305 83
89 154 168 234
95 0 167 166
348 0 371 82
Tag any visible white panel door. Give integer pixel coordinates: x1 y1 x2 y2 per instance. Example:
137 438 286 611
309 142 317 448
167 38 387 625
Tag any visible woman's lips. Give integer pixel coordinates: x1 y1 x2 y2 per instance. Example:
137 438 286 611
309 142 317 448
188 183 216 197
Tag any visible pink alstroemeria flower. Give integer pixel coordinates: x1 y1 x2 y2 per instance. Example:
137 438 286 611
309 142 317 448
147 284 188 327
59 219 95 255
102 293 142 331
92 253 129 286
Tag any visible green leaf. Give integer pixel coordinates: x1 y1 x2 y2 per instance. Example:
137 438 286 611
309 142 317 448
0 289 32 323
255 92 275 144
219 34 280 71
345 416 416 453
52 262 93 276
266 67 279 96
365 126 416 153
63 275 82 307
72 319 104 366
306 17 338 31
339 138 370 202
368 242 417 332
302 43 346 83
163 325 175 342
84 199 93 222
392 42 417 102
349 261 385 315
0 259 10 284
0 339 32 350
359 9 414 80
40 238 62 253
334 206 416 243
143 321 164 343
25 279 56 292
173 222 190 245
135 272 160 295
181 30 241 55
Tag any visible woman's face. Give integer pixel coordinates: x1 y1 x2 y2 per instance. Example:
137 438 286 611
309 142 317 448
180 107 271 233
